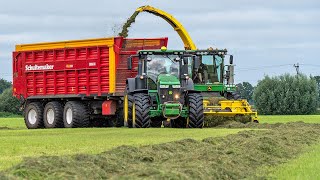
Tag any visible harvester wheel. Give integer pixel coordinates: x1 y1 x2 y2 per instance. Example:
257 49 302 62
63 101 89 128
24 102 44 129
133 93 151 128
187 93 204 128
43 101 64 128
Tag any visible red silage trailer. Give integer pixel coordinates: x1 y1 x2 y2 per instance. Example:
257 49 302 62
13 36 168 129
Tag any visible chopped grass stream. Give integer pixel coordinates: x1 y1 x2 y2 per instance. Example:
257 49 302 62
2 122 320 179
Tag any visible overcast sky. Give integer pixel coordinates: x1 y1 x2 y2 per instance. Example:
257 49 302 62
1 0 319 84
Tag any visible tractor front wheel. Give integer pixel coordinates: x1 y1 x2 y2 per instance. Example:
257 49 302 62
187 93 204 128
133 93 151 128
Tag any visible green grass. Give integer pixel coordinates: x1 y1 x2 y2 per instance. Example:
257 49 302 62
0 118 245 170
0 117 25 129
267 142 320 179
259 115 320 124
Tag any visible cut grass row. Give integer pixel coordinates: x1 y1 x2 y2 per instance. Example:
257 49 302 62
3 122 320 179
0 123 244 170
1 115 320 178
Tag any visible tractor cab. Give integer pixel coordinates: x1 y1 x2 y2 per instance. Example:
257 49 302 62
186 49 237 99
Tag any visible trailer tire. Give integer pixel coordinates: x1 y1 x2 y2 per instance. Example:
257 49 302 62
24 102 44 129
43 101 64 128
63 101 89 128
133 93 151 128
187 93 204 128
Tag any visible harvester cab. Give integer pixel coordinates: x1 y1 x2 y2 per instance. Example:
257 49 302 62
124 48 204 128
186 49 259 123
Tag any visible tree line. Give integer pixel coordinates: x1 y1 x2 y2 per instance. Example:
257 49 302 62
0 79 20 115
236 74 319 115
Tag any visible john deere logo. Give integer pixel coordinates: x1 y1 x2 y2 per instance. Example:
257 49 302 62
169 91 173 95
207 86 212 91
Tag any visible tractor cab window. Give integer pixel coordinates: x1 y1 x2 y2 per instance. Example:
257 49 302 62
146 54 180 83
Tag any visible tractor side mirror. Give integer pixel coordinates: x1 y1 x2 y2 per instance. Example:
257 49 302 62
229 55 234 65
127 57 132 70
194 56 201 69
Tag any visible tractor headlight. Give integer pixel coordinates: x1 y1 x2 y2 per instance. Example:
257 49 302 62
174 94 180 100
140 75 144 80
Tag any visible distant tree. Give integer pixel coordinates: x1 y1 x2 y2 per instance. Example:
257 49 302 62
0 78 12 94
312 75 320 105
253 74 318 115
236 82 254 103
0 88 20 114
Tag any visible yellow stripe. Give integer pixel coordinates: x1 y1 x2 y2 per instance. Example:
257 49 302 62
15 37 115 51
108 45 116 93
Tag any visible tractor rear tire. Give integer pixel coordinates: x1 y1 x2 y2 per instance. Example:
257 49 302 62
44 101 64 128
188 93 204 128
63 101 89 128
24 102 44 129
133 93 151 128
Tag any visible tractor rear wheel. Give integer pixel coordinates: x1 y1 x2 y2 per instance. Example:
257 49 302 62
24 102 44 129
43 101 64 128
133 93 151 128
187 93 204 128
63 101 89 128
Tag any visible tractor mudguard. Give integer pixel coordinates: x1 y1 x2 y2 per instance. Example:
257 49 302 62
185 79 194 91
126 78 136 93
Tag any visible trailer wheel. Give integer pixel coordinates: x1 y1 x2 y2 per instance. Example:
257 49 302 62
187 93 204 128
133 93 151 128
43 101 64 128
24 102 44 129
63 101 89 128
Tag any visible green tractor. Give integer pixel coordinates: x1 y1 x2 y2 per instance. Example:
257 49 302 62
123 49 204 128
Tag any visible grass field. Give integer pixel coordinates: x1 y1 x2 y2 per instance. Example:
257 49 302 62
0 118 245 170
1 115 320 179
268 143 320 179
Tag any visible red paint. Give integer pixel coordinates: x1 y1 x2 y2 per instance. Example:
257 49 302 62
13 37 168 99
102 100 117 115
